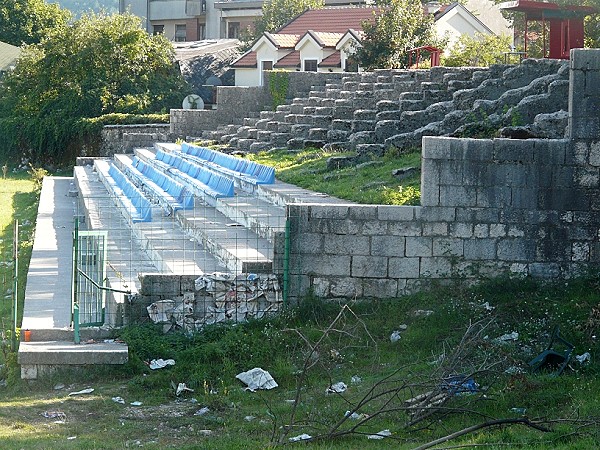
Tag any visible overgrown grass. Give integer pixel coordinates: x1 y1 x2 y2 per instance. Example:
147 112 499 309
1 276 599 448
245 147 422 205
0 172 37 363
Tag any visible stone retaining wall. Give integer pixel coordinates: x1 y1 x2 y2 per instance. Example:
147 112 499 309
100 124 172 155
286 49 600 301
170 71 343 138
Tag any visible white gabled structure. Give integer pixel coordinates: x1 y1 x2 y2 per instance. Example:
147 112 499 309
433 2 496 52
232 3 508 86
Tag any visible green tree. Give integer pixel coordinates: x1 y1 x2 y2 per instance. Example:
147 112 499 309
241 0 324 49
443 32 512 67
0 12 188 164
0 0 70 46
352 0 437 70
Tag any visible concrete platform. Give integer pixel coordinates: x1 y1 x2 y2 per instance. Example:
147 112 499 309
21 177 76 331
18 177 129 379
19 340 128 379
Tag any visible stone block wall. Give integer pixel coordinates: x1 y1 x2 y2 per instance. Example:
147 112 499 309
170 71 343 138
99 124 172 156
287 136 600 300
286 49 600 301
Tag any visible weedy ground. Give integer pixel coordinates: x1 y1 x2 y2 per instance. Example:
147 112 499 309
0 159 599 449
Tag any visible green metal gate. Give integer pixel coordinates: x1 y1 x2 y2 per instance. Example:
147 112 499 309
72 220 108 328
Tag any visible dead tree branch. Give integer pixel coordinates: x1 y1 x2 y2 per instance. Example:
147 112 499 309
412 418 552 450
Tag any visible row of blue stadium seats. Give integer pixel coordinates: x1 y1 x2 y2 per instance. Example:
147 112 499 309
181 143 275 185
131 157 194 209
107 164 152 222
154 150 234 198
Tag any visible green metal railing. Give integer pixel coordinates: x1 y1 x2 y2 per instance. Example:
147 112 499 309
71 218 130 344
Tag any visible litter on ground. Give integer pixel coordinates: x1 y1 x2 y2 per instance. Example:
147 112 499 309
236 368 278 391
326 381 347 394
367 429 392 440
289 433 312 442
176 383 194 396
149 358 175 370
68 388 94 396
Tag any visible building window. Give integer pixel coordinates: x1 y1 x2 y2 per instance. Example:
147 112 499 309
175 24 187 42
304 59 318 72
198 24 206 40
153 24 164 35
228 22 240 39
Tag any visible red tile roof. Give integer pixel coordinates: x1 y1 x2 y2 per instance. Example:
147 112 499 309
277 7 379 34
274 50 301 68
232 51 257 68
318 51 342 68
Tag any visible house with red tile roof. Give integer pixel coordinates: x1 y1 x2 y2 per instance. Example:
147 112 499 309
232 3 504 86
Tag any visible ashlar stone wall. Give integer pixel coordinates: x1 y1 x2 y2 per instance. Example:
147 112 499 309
286 49 600 301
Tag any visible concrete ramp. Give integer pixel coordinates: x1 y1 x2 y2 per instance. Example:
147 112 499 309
18 177 128 379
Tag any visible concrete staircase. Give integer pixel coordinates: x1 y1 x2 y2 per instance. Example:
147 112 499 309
18 177 130 380
201 59 568 157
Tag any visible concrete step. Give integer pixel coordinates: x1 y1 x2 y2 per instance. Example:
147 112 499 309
266 121 279 131
333 105 354 119
249 141 273 153
327 129 350 141
243 117 260 126
314 106 334 115
354 109 377 120
355 143 385 156
332 119 352 131
399 91 422 100
377 100 400 112
352 119 377 132
312 115 333 127
319 98 335 107
257 130 273 142
255 118 271 130
291 124 312 137
270 132 291 146
290 103 305 113
276 104 292 113
308 128 328 140
19 340 129 379
277 122 292 133
237 138 257 151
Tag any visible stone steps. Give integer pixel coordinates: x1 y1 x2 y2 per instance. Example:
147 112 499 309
221 60 569 155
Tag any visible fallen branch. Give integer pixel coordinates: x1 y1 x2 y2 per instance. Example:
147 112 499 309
412 417 552 450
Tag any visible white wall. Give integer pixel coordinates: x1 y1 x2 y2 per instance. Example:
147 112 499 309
235 68 260 86
464 0 511 37
297 39 323 71
435 6 493 53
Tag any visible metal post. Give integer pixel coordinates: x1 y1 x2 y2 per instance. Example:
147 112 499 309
72 217 80 344
283 218 290 307
11 220 18 352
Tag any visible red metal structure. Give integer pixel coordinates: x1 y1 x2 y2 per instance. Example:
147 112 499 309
408 46 441 68
500 0 597 59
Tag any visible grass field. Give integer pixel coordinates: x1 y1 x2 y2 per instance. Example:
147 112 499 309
0 172 38 358
0 160 599 449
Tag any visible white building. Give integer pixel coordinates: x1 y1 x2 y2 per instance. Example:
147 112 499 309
232 3 501 86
